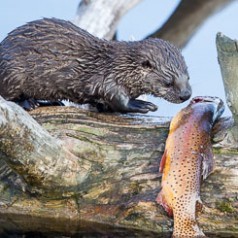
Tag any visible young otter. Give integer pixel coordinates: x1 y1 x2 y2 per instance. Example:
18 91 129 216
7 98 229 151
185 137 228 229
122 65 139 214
0 18 191 113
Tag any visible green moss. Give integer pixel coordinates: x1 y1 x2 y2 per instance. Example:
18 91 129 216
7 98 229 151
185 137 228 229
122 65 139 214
77 127 107 137
125 212 141 221
216 201 236 213
130 181 142 196
213 147 238 155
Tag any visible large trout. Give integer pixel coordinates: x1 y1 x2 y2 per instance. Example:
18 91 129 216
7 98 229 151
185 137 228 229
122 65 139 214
157 96 224 238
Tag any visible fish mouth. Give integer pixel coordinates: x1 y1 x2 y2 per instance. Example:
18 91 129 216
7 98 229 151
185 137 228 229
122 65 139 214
190 96 225 121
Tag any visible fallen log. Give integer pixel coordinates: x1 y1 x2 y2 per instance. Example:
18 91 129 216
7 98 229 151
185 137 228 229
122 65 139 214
0 98 237 237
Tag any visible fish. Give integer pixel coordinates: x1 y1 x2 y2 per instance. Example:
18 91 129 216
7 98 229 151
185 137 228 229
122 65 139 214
156 96 225 238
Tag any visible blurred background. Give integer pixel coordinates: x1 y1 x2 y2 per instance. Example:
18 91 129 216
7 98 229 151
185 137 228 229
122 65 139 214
1 0 237 117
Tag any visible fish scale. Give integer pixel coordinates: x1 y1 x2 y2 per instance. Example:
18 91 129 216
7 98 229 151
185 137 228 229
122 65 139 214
156 96 224 238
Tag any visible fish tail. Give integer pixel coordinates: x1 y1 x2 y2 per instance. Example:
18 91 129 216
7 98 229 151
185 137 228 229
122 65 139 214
173 211 206 237
156 190 173 217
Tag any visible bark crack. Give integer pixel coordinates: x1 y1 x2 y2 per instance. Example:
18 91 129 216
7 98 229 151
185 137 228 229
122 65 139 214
235 40 238 52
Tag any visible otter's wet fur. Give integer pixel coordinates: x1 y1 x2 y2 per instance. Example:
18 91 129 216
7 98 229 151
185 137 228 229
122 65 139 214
0 18 191 113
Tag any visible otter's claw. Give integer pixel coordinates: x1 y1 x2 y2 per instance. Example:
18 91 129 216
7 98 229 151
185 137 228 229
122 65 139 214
128 99 158 113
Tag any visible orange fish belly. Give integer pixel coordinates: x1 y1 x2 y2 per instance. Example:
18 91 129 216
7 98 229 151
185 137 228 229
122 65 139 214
156 100 217 238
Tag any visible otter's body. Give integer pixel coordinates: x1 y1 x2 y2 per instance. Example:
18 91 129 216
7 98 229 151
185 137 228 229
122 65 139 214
0 18 191 113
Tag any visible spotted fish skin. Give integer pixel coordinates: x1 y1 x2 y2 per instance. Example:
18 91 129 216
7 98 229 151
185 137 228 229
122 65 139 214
156 96 224 238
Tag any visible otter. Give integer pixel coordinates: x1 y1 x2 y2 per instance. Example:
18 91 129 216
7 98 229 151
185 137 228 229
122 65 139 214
0 18 191 113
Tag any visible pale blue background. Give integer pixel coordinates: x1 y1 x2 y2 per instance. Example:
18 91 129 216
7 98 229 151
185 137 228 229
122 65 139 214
1 0 238 117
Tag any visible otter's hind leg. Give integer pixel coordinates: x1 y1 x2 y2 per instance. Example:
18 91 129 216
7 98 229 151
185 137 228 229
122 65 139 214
14 99 64 111
14 98 40 111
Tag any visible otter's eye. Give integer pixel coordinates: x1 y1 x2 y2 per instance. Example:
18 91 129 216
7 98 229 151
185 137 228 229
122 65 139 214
141 60 152 69
165 81 173 87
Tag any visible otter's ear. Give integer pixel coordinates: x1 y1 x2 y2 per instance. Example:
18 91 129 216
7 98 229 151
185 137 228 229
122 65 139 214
141 60 152 69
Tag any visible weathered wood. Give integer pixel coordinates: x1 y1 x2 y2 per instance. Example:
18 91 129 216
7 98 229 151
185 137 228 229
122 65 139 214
73 0 143 39
216 33 238 146
0 97 90 198
0 98 237 236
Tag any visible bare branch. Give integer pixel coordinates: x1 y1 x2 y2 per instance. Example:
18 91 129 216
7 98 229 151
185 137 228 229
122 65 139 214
147 0 235 48
73 0 143 39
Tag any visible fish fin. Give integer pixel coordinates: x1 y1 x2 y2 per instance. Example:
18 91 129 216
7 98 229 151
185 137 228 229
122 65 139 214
196 199 203 213
159 149 167 173
201 145 214 179
156 190 173 217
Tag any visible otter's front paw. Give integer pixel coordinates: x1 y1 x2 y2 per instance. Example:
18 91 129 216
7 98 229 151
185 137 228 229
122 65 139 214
127 99 158 113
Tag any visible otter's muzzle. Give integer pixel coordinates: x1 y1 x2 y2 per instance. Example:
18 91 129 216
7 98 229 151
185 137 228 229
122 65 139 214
179 89 191 101
176 74 192 102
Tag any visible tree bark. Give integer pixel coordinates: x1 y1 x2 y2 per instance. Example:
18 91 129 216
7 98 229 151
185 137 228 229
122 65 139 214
73 0 143 39
147 0 235 48
216 33 238 146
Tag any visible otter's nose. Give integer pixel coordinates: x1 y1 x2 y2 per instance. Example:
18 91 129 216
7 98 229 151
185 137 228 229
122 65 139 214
179 90 191 101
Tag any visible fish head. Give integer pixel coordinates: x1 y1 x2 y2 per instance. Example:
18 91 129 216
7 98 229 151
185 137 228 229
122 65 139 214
190 96 225 124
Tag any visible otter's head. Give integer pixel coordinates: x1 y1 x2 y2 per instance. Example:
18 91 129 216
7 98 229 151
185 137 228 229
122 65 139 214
136 38 191 103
